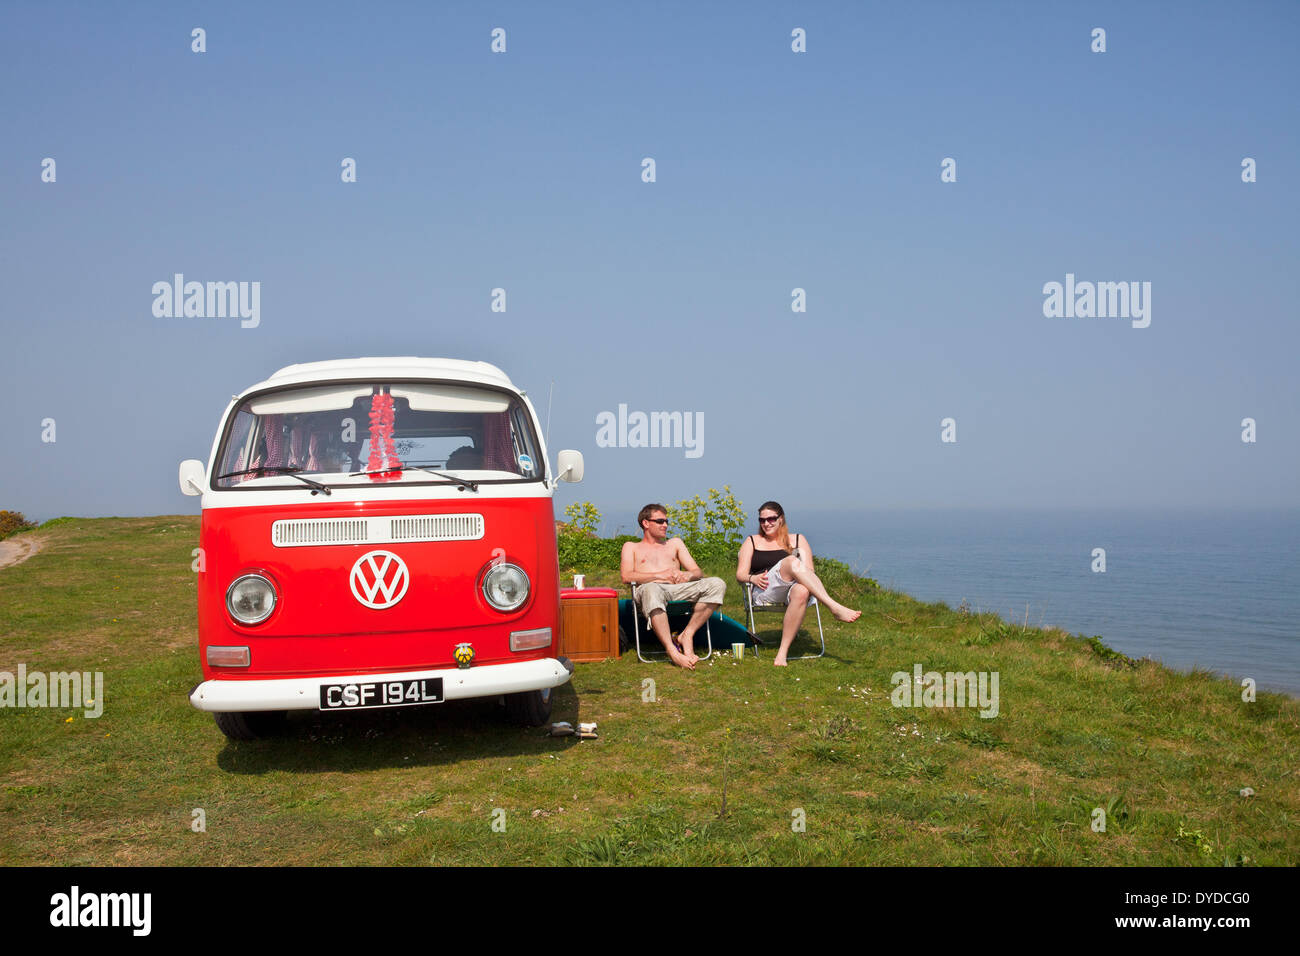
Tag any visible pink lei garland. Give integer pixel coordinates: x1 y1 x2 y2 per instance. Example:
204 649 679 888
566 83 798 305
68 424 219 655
366 392 401 481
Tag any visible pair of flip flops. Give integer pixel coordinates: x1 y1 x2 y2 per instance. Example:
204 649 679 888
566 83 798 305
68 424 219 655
549 721 598 739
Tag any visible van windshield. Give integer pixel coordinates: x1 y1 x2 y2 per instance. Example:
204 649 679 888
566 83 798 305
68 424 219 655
212 382 542 489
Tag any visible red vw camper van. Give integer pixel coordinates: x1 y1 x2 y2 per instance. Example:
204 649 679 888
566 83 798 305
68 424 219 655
178 357 583 740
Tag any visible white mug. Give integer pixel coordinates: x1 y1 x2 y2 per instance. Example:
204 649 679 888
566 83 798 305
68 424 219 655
574 574 585 589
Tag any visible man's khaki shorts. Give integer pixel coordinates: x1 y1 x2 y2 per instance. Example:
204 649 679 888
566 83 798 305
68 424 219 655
634 578 727 617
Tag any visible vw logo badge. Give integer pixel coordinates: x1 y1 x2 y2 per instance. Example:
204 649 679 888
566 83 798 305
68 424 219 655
349 550 410 609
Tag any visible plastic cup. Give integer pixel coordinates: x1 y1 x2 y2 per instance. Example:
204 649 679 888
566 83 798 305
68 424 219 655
732 642 746 659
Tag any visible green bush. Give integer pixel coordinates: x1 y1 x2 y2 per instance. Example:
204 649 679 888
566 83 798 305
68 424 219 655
558 534 636 574
667 486 747 564
557 501 627 572
0 511 37 541
560 500 602 537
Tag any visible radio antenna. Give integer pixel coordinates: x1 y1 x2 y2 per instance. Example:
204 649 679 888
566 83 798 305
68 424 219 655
544 380 555 451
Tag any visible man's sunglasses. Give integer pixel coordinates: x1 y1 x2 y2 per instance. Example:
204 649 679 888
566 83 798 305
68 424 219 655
646 518 669 525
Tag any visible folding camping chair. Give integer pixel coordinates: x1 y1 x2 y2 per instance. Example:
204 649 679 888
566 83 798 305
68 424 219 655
743 582 826 661
628 582 713 664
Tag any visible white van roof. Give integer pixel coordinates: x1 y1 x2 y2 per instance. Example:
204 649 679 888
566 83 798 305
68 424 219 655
248 357 519 394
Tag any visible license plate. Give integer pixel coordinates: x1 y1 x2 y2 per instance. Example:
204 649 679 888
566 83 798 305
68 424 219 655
319 678 444 711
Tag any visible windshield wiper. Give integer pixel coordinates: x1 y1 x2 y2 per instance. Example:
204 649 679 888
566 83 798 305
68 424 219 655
347 464 479 492
213 465 332 495
406 466 480 492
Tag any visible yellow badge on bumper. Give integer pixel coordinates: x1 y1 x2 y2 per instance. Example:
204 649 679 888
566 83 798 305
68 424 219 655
453 643 475 669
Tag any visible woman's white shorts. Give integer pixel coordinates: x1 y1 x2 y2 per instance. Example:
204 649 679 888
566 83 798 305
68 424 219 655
752 556 802 606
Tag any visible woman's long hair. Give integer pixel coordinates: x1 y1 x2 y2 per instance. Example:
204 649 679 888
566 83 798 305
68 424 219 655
758 500 791 552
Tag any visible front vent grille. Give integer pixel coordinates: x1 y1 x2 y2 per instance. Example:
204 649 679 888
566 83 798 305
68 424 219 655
389 514 483 541
272 518 369 546
272 514 484 547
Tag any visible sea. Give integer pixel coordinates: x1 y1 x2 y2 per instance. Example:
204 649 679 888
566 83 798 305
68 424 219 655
791 509 1300 697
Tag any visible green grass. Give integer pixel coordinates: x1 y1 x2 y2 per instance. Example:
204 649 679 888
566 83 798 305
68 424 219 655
1 517 1297 865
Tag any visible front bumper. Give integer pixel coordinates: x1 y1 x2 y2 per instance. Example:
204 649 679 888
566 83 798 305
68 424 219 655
189 657 572 712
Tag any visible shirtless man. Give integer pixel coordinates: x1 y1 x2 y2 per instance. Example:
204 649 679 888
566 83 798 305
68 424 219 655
620 503 727 670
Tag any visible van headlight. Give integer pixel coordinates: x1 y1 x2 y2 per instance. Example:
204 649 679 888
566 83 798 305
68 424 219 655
226 573 277 624
482 563 529 611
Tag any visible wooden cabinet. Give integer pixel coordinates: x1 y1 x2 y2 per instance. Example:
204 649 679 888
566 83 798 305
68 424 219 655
559 588 620 662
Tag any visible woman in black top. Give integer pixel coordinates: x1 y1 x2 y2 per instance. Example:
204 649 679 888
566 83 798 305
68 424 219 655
736 501 862 666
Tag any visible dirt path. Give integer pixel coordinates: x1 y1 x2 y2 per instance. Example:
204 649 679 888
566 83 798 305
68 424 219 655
0 536 40 570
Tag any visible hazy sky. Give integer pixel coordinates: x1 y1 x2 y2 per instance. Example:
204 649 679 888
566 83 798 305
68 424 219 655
2 1 1297 527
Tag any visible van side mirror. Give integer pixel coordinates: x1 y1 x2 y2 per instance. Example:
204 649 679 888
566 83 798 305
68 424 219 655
555 450 584 484
178 459 207 496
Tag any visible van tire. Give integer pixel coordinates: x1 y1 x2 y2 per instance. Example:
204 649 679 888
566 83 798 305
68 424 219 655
504 687 552 726
214 710 287 741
